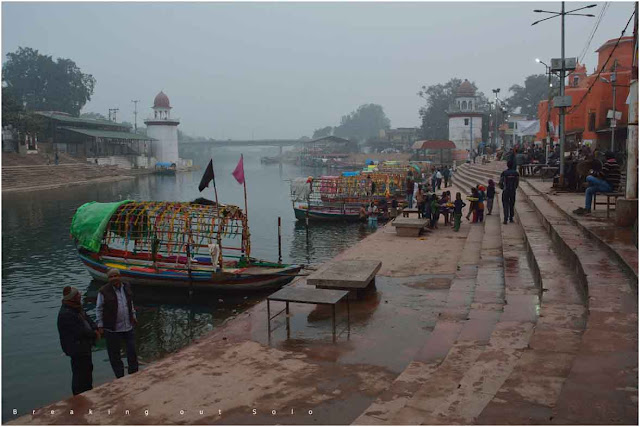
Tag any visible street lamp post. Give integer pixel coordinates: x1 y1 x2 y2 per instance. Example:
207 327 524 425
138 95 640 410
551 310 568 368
532 2 596 185
536 58 554 163
492 88 500 150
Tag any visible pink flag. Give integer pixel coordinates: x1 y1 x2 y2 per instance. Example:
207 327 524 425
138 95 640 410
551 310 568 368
232 154 245 184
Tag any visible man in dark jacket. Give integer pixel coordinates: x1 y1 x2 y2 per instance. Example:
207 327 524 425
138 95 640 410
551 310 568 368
97 268 138 378
499 160 520 224
57 286 99 395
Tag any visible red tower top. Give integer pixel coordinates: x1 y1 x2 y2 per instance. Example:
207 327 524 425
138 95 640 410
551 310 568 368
153 91 171 109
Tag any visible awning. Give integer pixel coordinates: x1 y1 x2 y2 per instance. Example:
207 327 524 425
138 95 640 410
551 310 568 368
61 127 156 141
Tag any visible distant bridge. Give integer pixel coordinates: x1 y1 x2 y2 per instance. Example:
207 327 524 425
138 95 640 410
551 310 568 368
182 139 303 148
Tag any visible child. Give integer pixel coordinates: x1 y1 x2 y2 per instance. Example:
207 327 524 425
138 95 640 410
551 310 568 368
466 187 478 222
476 185 486 223
430 193 440 229
391 197 399 219
453 192 467 232
439 192 450 226
487 180 496 215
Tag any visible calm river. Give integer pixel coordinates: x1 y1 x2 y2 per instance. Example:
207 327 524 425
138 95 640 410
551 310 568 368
2 146 375 421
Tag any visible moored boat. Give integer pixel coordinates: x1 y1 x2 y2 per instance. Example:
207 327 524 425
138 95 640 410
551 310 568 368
70 200 302 291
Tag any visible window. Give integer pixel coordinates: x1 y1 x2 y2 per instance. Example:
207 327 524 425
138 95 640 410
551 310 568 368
464 118 469 126
573 76 579 86
462 101 467 110
469 101 473 110
588 112 596 131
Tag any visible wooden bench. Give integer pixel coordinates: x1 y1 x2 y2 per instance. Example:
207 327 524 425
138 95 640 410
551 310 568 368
392 217 430 237
593 173 627 218
307 260 381 294
267 287 350 343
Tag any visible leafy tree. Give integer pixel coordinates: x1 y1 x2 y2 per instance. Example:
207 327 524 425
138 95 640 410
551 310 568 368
2 47 96 116
312 126 334 139
418 78 490 142
333 104 391 142
505 74 560 118
80 112 108 121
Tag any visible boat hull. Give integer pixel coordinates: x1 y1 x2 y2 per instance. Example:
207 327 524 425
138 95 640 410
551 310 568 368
78 253 302 292
293 207 362 222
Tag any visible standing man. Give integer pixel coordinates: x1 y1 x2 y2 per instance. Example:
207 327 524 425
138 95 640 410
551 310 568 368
57 286 100 395
499 159 519 224
97 268 139 378
443 166 451 188
406 172 415 209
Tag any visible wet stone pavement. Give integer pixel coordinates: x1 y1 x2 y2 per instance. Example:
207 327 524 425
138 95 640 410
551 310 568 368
11 196 475 425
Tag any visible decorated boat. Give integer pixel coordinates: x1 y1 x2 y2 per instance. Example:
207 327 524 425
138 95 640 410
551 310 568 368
70 200 302 291
290 170 408 222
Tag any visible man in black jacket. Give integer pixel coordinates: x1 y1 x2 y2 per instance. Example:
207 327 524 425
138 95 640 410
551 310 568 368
57 286 99 395
499 160 520 224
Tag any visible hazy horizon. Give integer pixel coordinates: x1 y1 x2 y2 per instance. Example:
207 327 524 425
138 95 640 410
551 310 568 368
2 1 636 139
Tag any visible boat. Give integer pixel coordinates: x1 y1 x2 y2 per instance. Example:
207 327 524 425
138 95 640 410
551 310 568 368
290 172 406 222
70 200 303 291
154 162 177 175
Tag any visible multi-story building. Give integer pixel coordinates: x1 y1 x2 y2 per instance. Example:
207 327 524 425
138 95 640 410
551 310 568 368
448 80 484 152
536 36 634 152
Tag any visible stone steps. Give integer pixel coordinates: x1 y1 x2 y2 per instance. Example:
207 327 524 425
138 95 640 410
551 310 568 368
2 163 125 190
353 203 490 425
459 163 638 424
356 178 546 424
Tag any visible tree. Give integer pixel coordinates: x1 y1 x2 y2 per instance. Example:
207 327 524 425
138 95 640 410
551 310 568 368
505 74 560 118
80 112 108 121
2 47 96 116
418 78 490 142
312 126 333 139
332 104 391 142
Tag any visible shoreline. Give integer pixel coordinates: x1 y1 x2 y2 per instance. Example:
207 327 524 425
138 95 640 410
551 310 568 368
9 182 472 424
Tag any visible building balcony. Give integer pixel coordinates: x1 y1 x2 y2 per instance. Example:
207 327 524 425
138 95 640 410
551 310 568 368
144 117 180 125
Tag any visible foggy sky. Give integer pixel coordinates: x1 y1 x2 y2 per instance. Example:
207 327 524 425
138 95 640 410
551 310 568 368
2 1 636 140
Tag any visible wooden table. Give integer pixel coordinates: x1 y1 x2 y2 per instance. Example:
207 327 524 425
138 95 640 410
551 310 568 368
402 208 420 218
392 217 430 237
267 287 350 343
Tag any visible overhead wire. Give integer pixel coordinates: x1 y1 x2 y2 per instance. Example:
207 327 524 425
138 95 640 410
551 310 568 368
565 7 635 115
579 2 610 63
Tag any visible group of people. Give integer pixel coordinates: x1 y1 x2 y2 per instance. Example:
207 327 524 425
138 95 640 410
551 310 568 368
57 268 139 396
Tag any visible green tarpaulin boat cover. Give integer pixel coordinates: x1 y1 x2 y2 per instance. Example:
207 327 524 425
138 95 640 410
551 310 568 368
70 201 132 252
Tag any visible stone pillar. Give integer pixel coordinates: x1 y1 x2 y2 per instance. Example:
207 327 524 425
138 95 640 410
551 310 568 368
617 79 638 227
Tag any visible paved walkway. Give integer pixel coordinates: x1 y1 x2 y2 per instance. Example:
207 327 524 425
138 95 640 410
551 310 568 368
9 167 638 425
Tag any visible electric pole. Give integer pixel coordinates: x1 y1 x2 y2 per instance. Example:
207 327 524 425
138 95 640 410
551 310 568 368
131 100 140 132
611 59 617 151
532 2 596 186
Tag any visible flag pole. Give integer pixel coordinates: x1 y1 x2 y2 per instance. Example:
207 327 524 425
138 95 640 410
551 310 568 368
210 161 224 271
241 154 250 259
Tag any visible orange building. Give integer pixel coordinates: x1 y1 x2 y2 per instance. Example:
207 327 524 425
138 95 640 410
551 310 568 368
536 36 635 152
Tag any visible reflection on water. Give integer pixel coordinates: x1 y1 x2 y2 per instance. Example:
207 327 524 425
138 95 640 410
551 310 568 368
2 146 376 421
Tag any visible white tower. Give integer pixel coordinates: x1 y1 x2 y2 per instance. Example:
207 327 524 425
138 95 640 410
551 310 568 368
448 80 483 152
144 91 180 164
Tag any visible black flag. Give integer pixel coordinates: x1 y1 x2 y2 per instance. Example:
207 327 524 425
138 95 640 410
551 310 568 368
198 159 215 192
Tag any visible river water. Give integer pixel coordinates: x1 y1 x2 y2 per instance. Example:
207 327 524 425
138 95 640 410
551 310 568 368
1 146 375 421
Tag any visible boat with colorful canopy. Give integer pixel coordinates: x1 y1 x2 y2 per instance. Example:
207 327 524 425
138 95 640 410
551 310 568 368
70 199 302 291
290 169 408 221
